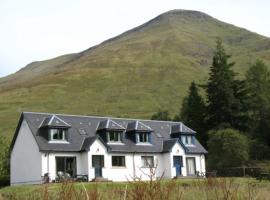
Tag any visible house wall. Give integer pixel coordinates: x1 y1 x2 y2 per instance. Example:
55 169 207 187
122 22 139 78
10 120 42 185
87 140 164 181
41 152 88 181
185 153 206 174
169 142 186 178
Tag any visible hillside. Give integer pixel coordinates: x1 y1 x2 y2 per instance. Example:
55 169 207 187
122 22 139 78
1 9 270 142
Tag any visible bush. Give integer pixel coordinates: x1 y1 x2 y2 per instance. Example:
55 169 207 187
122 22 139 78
207 129 249 169
249 139 270 160
0 176 10 188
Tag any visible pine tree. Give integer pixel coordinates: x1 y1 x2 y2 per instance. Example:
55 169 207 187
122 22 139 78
180 81 207 146
245 60 270 146
206 39 236 130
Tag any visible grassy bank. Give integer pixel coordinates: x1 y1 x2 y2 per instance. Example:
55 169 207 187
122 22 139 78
0 178 269 200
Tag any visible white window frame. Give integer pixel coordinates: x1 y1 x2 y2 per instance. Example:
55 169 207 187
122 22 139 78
141 156 154 168
107 131 122 143
49 129 67 143
111 156 126 167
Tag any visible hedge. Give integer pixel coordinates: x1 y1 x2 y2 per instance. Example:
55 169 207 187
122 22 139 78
0 176 10 188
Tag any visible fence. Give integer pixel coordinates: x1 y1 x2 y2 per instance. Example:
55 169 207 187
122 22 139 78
215 167 263 177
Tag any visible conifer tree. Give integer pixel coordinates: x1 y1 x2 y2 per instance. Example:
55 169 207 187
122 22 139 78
206 39 236 130
180 81 207 146
245 60 270 146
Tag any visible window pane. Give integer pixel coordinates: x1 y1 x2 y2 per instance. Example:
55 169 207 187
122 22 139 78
51 129 66 140
187 136 192 144
141 156 154 167
109 132 121 142
139 133 149 142
112 156 125 166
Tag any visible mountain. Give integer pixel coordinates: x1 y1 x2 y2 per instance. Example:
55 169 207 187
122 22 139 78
1 9 270 141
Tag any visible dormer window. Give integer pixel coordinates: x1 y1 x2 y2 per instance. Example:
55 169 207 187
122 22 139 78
126 121 153 144
107 131 122 143
181 135 195 145
137 132 149 143
50 129 67 141
97 119 125 144
39 115 71 143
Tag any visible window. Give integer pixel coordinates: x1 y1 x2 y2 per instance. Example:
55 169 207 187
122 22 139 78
56 157 76 176
107 131 122 142
112 156 125 167
181 135 195 145
141 156 154 167
50 129 67 141
137 132 149 143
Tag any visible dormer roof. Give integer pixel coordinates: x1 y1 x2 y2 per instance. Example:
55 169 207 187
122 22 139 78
40 115 71 128
97 118 125 131
171 123 196 134
126 121 153 132
10 112 207 154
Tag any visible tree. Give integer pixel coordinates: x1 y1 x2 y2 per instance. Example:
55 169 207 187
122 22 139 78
207 129 249 169
0 138 9 176
245 60 270 145
205 39 237 130
180 81 207 146
151 110 171 121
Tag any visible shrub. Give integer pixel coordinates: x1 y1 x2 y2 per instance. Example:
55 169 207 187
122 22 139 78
207 129 249 169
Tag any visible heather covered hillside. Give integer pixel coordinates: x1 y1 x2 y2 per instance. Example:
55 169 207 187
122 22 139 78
1 9 270 143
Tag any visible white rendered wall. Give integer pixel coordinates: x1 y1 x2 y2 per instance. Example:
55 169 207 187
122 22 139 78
87 140 164 181
169 142 187 178
10 120 42 185
185 153 206 175
41 152 88 181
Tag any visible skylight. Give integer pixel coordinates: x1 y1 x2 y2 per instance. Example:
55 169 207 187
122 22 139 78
78 128 87 135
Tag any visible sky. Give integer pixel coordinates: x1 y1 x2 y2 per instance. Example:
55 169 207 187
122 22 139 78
1 0 270 77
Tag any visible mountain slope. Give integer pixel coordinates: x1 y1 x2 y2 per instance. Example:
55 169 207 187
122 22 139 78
1 9 270 141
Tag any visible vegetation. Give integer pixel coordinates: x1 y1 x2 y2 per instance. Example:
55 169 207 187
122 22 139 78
0 10 270 150
151 110 171 121
0 138 9 177
207 129 249 169
205 39 237 130
178 81 206 146
0 10 270 176
1 178 270 200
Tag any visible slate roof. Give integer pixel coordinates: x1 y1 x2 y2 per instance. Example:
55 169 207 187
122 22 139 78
11 112 207 154
126 121 153 132
97 119 125 131
40 115 71 128
171 124 196 134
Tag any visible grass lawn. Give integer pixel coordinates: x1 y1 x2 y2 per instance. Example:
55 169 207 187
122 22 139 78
0 178 270 200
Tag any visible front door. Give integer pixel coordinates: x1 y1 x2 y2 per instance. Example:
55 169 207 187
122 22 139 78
92 155 104 178
186 157 196 176
173 156 183 176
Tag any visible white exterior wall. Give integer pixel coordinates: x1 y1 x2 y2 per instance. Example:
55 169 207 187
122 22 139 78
10 120 42 185
87 140 164 181
41 152 88 181
11 124 207 185
185 153 206 174
169 142 187 178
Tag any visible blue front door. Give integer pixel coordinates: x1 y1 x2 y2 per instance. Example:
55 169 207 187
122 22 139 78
92 155 104 178
173 156 183 176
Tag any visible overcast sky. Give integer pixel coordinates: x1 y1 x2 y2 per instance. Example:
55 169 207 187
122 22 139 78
1 0 269 77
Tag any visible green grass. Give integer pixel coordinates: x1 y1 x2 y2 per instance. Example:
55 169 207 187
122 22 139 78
0 9 270 148
1 178 270 200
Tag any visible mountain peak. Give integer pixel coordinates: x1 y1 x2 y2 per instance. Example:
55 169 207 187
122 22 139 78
157 9 214 21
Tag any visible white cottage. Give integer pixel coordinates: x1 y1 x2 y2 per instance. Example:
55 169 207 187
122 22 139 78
10 112 207 185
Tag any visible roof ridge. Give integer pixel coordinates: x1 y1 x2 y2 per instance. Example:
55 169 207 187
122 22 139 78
22 111 182 124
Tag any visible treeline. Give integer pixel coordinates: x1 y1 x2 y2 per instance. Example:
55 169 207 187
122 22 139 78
152 39 270 169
